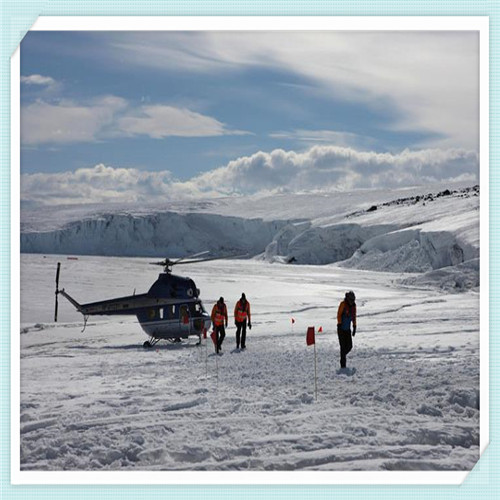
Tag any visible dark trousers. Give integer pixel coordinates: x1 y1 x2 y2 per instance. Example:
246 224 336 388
235 320 247 348
337 329 353 368
215 325 226 353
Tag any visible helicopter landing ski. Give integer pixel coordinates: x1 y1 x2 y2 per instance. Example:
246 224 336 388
54 252 248 348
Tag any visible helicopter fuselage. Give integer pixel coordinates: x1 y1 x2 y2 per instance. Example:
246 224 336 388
57 270 212 342
136 298 211 340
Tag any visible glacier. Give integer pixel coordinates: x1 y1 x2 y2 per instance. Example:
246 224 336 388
20 184 479 291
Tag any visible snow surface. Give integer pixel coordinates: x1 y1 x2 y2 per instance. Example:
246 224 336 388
19 254 479 472
18 184 481 472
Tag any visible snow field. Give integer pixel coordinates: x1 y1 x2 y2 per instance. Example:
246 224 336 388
19 255 479 471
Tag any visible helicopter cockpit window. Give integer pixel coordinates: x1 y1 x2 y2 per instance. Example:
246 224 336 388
192 302 204 315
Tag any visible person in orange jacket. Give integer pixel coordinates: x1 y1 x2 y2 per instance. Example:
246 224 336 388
234 293 251 350
337 291 357 368
211 297 228 354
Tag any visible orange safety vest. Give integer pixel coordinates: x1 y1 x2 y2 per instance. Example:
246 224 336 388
211 303 227 326
337 300 356 330
234 300 251 322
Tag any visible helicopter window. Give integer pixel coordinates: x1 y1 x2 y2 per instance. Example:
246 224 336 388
162 305 176 319
180 305 189 324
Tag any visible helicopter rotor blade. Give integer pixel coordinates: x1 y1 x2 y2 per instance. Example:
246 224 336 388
172 251 210 265
149 252 248 271
172 253 250 265
54 262 61 322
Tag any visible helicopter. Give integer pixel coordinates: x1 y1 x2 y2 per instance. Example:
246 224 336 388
54 252 238 348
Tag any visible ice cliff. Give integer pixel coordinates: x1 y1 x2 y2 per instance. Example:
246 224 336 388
21 212 288 258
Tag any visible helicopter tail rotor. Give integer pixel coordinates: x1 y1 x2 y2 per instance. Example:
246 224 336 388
54 262 61 322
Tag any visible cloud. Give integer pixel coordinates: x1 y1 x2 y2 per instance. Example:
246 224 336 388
21 146 478 207
269 129 376 149
21 74 57 87
193 146 478 194
117 105 249 139
21 97 247 145
21 96 128 145
101 31 479 150
21 164 176 206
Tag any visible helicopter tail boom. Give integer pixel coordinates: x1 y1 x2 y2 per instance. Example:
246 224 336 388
57 288 84 314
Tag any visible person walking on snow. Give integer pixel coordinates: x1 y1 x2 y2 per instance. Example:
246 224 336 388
337 291 357 368
234 293 251 349
211 297 228 354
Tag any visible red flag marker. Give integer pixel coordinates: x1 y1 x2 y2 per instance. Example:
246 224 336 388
306 326 315 346
318 326 323 333
291 317 296 324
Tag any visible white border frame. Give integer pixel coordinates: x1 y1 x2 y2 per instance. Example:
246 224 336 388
11 15 489 486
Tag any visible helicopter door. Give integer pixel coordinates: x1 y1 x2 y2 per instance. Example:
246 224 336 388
179 304 190 334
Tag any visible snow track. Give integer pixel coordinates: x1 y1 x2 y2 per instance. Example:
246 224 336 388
19 336 479 471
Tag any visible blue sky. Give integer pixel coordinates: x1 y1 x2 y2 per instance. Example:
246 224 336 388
20 30 480 206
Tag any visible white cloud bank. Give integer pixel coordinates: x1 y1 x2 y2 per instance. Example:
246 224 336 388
21 145 478 207
21 96 246 145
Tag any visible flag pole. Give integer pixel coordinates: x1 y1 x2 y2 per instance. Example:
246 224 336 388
306 326 317 401
215 349 219 388
205 332 208 379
